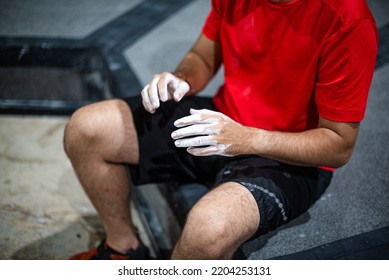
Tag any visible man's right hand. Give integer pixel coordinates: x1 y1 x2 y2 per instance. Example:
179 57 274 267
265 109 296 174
141 72 190 114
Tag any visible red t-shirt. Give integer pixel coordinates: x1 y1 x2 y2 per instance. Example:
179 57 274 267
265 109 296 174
203 0 378 132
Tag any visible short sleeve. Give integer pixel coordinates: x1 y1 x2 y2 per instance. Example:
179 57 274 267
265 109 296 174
315 19 378 122
202 0 224 42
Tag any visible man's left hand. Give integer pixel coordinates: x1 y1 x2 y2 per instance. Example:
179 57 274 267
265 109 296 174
171 109 251 157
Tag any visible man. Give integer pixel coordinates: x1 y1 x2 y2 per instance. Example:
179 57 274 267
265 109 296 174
65 0 378 259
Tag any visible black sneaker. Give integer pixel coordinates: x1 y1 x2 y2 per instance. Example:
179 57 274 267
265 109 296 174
69 239 149 260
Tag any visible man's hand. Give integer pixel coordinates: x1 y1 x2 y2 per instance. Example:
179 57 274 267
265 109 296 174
171 109 252 157
141 72 190 113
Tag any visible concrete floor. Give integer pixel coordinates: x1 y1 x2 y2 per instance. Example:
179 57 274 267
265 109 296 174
0 116 153 259
0 116 92 259
1 0 388 260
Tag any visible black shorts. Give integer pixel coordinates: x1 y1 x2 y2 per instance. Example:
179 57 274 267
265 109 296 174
124 96 332 237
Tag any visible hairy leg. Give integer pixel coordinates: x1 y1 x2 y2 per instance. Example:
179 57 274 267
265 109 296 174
171 182 260 259
64 99 139 253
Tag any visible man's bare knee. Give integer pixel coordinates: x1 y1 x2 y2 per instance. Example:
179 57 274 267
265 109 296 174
63 99 139 164
174 204 230 259
64 102 103 157
172 183 260 259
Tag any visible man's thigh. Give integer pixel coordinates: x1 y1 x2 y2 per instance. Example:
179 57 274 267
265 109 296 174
214 156 332 237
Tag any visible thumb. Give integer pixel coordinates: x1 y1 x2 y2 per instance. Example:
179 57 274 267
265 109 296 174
173 80 190 102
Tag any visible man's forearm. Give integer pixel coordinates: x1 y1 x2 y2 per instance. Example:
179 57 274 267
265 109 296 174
174 52 213 95
174 34 222 95
244 125 358 168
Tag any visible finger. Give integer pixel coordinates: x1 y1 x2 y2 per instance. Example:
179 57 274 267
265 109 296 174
174 136 216 148
173 80 190 102
157 74 171 102
148 77 160 110
174 113 203 127
141 85 155 113
187 144 232 157
171 123 219 140
174 113 219 128
187 146 221 156
189 108 220 116
190 108 231 121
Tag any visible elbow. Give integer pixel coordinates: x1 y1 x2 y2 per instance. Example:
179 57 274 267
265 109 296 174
328 143 355 168
331 151 353 168
318 116 360 169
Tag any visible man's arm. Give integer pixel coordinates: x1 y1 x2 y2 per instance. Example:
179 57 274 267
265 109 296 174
174 34 222 94
172 110 360 169
246 116 360 168
141 34 222 113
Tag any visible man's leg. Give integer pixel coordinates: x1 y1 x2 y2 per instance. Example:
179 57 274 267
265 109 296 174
63 99 140 254
171 182 260 259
